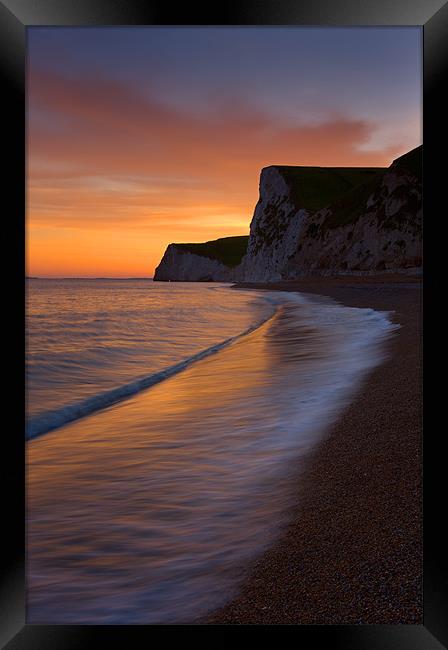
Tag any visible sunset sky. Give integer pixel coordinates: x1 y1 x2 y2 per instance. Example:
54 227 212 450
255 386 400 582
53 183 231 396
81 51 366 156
27 27 422 277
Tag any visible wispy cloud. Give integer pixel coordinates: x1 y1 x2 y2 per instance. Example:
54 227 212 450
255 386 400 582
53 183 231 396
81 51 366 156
27 31 421 277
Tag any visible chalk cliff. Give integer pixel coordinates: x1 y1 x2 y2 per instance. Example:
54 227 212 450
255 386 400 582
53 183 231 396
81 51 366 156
153 236 249 282
240 146 422 279
153 146 422 281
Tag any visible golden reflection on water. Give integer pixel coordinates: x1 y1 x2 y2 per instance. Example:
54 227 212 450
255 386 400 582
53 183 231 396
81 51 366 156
27 297 392 624
26 280 271 428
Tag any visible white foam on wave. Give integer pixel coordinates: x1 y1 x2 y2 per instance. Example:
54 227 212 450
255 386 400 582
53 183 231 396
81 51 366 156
27 288 401 625
26 305 277 440
247 290 400 463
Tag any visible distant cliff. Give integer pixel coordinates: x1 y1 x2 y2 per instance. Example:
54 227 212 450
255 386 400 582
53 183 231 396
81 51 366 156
154 236 249 281
153 146 422 281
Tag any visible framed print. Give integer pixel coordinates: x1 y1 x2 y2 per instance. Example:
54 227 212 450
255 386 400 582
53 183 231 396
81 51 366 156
1 0 446 647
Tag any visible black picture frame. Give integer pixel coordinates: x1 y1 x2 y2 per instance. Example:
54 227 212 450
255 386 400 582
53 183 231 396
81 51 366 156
2 1 445 647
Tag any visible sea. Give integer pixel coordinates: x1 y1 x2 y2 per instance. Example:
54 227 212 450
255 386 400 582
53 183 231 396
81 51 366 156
26 278 398 623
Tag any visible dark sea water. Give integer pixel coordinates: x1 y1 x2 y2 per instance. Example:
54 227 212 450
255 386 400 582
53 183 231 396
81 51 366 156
26 279 398 623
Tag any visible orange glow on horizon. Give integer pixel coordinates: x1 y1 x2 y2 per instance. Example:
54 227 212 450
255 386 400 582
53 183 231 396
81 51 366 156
27 65 421 278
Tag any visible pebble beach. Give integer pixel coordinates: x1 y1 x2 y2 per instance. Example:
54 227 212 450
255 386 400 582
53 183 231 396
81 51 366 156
206 275 422 624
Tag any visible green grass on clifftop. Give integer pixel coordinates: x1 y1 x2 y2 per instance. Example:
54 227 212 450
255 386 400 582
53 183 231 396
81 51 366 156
174 236 249 268
273 166 384 211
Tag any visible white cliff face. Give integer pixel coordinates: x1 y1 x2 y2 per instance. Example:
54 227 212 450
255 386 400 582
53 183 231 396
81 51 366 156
237 153 421 280
154 245 236 282
236 167 308 282
153 147 422 282
282 165 422 277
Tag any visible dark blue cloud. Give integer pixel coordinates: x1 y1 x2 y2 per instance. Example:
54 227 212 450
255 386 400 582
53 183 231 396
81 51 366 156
28 27 421 129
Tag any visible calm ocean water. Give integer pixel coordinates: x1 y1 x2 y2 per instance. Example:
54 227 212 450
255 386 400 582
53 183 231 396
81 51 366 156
26 279 398 623
26 279 273 438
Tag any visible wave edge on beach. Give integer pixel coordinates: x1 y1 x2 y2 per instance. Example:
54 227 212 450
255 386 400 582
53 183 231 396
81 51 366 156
26 304 278 441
